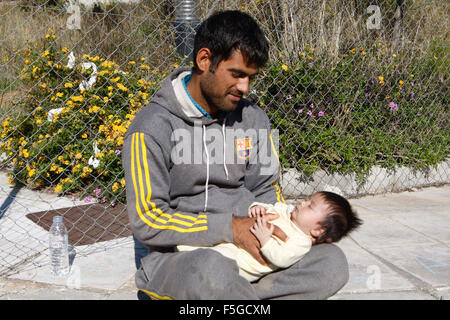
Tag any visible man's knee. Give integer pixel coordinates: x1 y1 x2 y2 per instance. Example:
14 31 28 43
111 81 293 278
314 243 349 294
183 249 239 293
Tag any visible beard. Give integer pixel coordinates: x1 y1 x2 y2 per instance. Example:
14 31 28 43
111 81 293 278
199 71 241 115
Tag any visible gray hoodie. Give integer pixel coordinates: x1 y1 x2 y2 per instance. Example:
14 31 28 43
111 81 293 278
122 67 284 248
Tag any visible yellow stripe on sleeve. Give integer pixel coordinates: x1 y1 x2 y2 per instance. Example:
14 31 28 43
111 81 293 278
132 132 208 232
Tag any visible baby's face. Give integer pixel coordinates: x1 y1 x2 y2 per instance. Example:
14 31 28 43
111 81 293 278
290 193 329 238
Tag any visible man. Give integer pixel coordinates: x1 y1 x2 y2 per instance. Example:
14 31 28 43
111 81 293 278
122 10 349 300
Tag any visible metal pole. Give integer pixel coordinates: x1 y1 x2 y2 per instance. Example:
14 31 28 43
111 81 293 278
174 0 200 63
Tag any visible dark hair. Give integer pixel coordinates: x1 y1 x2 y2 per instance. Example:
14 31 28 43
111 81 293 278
315 191 363 243
192 10 269 72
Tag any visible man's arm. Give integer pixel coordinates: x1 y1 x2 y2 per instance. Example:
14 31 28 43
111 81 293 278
122 131 233 247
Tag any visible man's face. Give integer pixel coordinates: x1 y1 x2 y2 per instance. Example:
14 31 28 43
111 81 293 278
199 49 259 115
291 193 329 238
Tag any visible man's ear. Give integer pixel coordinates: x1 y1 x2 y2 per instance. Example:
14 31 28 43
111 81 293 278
195 48 212 73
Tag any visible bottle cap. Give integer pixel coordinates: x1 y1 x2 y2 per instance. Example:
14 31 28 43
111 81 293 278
53 216 63 223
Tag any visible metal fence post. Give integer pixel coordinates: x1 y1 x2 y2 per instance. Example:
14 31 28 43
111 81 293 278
173 0 200 63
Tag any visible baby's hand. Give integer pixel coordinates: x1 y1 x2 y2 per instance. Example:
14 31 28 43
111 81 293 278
248 205 267 218
250 215 274 247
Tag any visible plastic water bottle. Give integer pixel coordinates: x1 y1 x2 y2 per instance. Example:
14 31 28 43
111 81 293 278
49 216 69 276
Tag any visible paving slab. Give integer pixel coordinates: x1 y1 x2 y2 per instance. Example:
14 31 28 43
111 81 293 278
346 211 440 250
369 244 450 288
330 289 437 300
335 238 416 293
9 237 136 291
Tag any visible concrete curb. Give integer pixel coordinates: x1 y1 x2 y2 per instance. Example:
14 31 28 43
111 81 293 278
280 159 450 198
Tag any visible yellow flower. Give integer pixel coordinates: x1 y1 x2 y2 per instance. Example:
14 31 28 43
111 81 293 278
121 178 126 188
62 47 68 53
410 74 414 78
281 64 288 71
71 95 84 102
75 152 82 159
41 50 50 58
378 76 385 85
56 92 63 98
116 83 128 91
65 82 73 88
23 149 30 158
28 169 36 177
349 48 356 54
399 80 404 86
81 133 88 139
54 184 63 193
89 105 101 113
36 118 43 125
112 182 120 192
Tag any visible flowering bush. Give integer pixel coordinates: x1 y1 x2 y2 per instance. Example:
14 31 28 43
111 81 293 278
257 42 449 178
1 34 167 203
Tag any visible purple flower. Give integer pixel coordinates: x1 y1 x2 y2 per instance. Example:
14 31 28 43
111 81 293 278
389 102 398 111
93 188 101 197
307 110 315 118
84 196 91 203
101 196 107 203
310 103 315 109
439 77 444 83
71 196 77 202
308 62 314 67
297 108 303 114
286 94 292 100
114 149 121 155
318 111 325 117
314 81 318 86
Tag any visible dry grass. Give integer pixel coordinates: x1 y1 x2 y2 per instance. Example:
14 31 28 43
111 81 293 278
0 0 447 92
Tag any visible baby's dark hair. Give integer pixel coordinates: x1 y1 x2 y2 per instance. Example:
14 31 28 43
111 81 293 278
315 191 362 243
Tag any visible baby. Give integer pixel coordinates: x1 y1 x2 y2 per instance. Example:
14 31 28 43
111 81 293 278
177 191 362 282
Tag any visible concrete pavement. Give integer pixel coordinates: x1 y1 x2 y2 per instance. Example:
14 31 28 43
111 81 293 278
0 171 448 300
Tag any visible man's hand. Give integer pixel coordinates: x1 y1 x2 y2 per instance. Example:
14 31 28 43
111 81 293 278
232 215 288 266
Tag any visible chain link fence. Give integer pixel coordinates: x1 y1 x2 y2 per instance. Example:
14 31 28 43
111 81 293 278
0 0 448 275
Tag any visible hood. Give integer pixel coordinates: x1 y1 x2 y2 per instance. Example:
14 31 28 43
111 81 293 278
151 67 221 126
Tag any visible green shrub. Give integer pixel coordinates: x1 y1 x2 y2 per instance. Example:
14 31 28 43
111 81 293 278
257 42 449 179
1 34 169 203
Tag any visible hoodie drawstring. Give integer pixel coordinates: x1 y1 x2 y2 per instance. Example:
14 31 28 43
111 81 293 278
203 118 229 212
222 118 229 180
203 125 210 212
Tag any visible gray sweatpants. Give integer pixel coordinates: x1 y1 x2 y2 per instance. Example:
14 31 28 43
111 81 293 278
136 243 349 300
